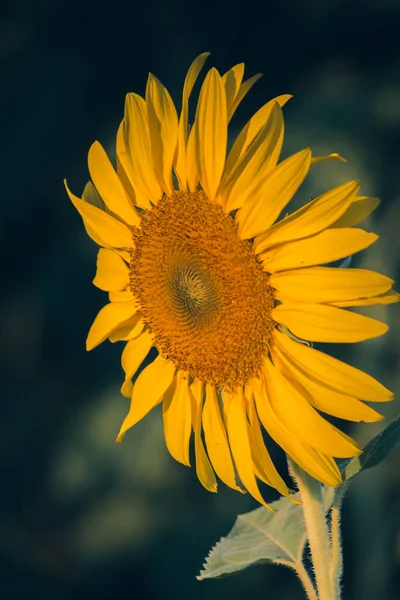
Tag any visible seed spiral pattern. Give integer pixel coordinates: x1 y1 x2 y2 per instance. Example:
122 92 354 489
130 191 275 388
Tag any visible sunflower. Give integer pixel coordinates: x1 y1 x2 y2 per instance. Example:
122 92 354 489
66 53 399 506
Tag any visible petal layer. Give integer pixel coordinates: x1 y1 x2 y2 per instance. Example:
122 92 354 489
117 356 176 441
270 267 393 303
274 329 393 401
236 148 311 239
221 103 284 213
273 346 383 422
120 331 154 396
174 52 210 190
252 377 342 487
163 371 192 466
255 180 359 254
261 228 377 272
223 94 292 178
88 141 140 225
202 384 242 491
124 93 162 203
196 68 227 199
329 290 400 307
263 359 360 458
93 248 130 291
225 388 270 507
66 181 133 248
146 74 178 195
86 302 138 351
190 379 218 492
246 391 290 496
273 302 388 343
331 196 380 228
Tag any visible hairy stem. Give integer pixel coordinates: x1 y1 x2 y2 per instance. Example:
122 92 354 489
329 486 346 597
289 460 333 600
274 560 318 600
296 562 319 600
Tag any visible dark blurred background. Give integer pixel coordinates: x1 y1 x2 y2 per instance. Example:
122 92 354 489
1 0 399 598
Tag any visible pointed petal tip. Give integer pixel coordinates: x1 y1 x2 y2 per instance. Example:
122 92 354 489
86 337 95 351
311 152 347 165
64 178 72 194
302 147 312 162
332 153 347 163
372 411 385 422
380 322 390 336
208 66 221 77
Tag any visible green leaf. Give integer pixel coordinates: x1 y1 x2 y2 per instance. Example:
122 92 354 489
197 496 306 580
343 415 400 481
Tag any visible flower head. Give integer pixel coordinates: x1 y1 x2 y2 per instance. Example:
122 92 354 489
66 53 399 505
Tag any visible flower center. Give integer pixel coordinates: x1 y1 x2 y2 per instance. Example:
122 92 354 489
130 191 275 388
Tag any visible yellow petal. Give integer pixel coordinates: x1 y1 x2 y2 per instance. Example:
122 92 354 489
86 302 138 351
115 250 131 263
65 180 133 248
253 376 342 487
228 73 263 122
329 290 400 307
270 266 393 303
254 180 359 255
261 228 377 272
196 68 227 199
108 290 135 303
331 196 380 228
116 120 152 210
236 148 311 239
117 356 176 442
186 117 201 192
274 329 394 402
311 153 347 165
146 74 178 195
223 95 292 178
273 302 388 343
273 347 383 422
163 371 192 466
202 384 243 491
81 182 130 250
124 93 162 203
93 248 130 291
225 387 271 507
222 63 244 119
87 141 140 225
221 103 284 213
82 181 104 209
121 330 153 384
109 316 144 344
264 358 361 458
174 52 210 191
246 390 290 497
190 379 217 492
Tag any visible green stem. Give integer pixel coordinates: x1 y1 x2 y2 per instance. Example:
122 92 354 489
274 560 318 600
296 562 319 600
289 461 333 600
329 486 346 597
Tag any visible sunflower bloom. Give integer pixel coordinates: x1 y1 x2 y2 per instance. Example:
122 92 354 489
66 53 399 506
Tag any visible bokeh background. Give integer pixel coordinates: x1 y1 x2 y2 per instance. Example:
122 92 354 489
1 0 399 598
